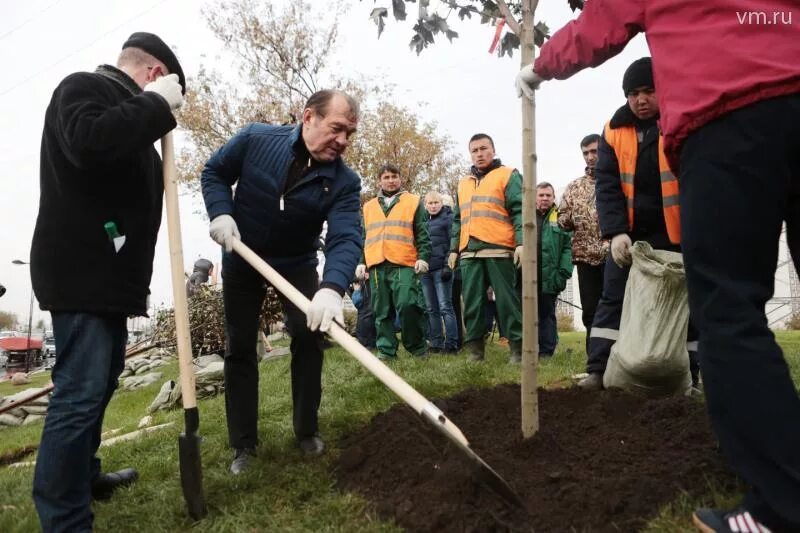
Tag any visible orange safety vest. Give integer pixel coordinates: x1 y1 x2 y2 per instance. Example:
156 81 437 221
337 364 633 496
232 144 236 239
603 122 681 244
363 192 419 268
456 167 516 251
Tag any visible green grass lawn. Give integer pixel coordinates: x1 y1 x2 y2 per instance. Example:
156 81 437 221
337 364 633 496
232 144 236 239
0 331 798 532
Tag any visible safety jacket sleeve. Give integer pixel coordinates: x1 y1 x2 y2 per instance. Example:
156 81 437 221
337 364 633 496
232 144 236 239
534 0 645 81
201 123 256 221
558 230 574 287
450 191 462 252
557 183 575 231
505 170 524 246
595 131 629 239
413 198 432 262
321 178 363 294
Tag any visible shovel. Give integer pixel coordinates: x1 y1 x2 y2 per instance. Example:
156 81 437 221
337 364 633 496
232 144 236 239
161 132 208 520
231 238 526 511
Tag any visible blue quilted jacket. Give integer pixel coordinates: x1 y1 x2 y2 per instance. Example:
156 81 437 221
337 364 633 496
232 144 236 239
201 124 362 292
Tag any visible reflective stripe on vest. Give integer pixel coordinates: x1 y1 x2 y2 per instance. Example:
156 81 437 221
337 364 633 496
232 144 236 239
363 193 419 267
457 167 516 251
603 121 681 244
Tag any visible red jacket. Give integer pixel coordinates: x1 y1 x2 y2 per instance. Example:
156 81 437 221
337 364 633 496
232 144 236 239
534 0 800 166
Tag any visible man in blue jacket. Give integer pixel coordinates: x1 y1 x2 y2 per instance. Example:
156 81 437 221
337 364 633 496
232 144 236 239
201 90 362 474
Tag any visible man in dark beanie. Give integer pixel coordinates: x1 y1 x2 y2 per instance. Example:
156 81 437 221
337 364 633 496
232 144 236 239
30 32 184 532
572 57 699 392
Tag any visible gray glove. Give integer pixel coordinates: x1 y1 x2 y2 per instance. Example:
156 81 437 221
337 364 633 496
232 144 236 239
307 288 343 332
209 214 240 252
610 234 633 268
144 73 184 111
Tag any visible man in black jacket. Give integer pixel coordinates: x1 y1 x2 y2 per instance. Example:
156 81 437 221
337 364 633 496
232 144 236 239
30 32 184 532
578 58 698 391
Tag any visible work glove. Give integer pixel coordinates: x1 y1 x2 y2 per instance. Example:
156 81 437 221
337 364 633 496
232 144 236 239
447 252 458 271
515 64 544 101
306 288 343 332
513 245 524 268
209 214 240 253
355 264 367 280
414 260 429 274
440 267 452 282
610 234 633 268
144 73 184 111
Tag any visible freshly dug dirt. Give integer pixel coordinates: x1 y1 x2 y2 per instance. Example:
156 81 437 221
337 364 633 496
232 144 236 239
334 384 736 532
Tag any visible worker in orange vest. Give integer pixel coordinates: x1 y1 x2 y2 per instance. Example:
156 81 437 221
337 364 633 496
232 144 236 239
356 164 431 359
448 134 523 363
577 58 698 391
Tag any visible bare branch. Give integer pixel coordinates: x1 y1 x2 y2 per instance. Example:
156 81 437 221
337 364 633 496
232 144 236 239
495 0 522 34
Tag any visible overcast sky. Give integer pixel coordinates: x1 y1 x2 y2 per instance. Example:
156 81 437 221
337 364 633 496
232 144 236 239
0 0 652 329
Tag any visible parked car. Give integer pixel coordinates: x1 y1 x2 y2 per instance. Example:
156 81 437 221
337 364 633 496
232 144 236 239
0 330 20 339
44 335 57 358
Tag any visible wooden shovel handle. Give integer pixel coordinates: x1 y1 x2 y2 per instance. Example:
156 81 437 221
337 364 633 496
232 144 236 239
161 132 198 410
231 238 469 447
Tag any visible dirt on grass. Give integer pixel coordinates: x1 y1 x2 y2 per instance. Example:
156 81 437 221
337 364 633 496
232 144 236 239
334 384 736 532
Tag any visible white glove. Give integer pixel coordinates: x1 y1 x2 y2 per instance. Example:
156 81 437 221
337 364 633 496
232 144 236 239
355 264 367 280
515 64 544 100
307 288 343 332
610 234 633 268
144 73 184 111
447 252 458 270
209 214 240 252
414 260 429 274
513 245 523 268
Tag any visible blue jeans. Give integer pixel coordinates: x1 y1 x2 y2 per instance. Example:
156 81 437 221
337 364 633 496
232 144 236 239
33 312 127 533
421 270 458 350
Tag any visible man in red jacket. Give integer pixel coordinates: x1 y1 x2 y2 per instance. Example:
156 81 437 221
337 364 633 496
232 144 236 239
515 2 800 532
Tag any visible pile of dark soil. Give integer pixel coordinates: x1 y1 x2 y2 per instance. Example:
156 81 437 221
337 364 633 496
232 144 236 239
334 384 736 532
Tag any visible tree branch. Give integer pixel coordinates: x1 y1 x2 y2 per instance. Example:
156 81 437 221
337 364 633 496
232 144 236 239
495 0 521 34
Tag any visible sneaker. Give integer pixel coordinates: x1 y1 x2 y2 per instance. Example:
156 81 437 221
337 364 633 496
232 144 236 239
693 507 773 533
298 435 325 456
577 372 603 391
91 468 138 500
229 447 256 475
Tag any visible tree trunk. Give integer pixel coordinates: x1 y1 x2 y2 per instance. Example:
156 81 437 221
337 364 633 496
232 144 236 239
520 0 540 439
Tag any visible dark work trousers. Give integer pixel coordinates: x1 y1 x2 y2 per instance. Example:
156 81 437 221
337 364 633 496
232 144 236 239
222 253 323 449
452 272 464 347
679 93 800 531
576 261 605 355
538 291 558 355
587 251 699 381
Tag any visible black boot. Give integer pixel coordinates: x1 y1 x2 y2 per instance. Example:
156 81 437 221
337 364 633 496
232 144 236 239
465 339 485 361
91 468 138 500
509 340 522 364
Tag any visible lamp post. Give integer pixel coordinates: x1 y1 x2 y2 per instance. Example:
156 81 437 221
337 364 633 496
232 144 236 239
12 259 34 372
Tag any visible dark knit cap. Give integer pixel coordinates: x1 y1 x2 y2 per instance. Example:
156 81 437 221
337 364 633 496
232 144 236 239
122 32 185 94
622 57 653 96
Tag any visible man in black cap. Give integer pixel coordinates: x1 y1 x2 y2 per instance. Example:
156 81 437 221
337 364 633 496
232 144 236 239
30 32 184 532
577 57 699 391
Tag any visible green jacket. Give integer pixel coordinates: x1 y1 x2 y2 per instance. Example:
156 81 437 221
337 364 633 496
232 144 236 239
360 190 431 265
540 205 573 295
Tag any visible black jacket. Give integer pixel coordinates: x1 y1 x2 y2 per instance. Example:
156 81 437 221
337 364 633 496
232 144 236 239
596 104 671 250
31 65 176 316
427 206 453 272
